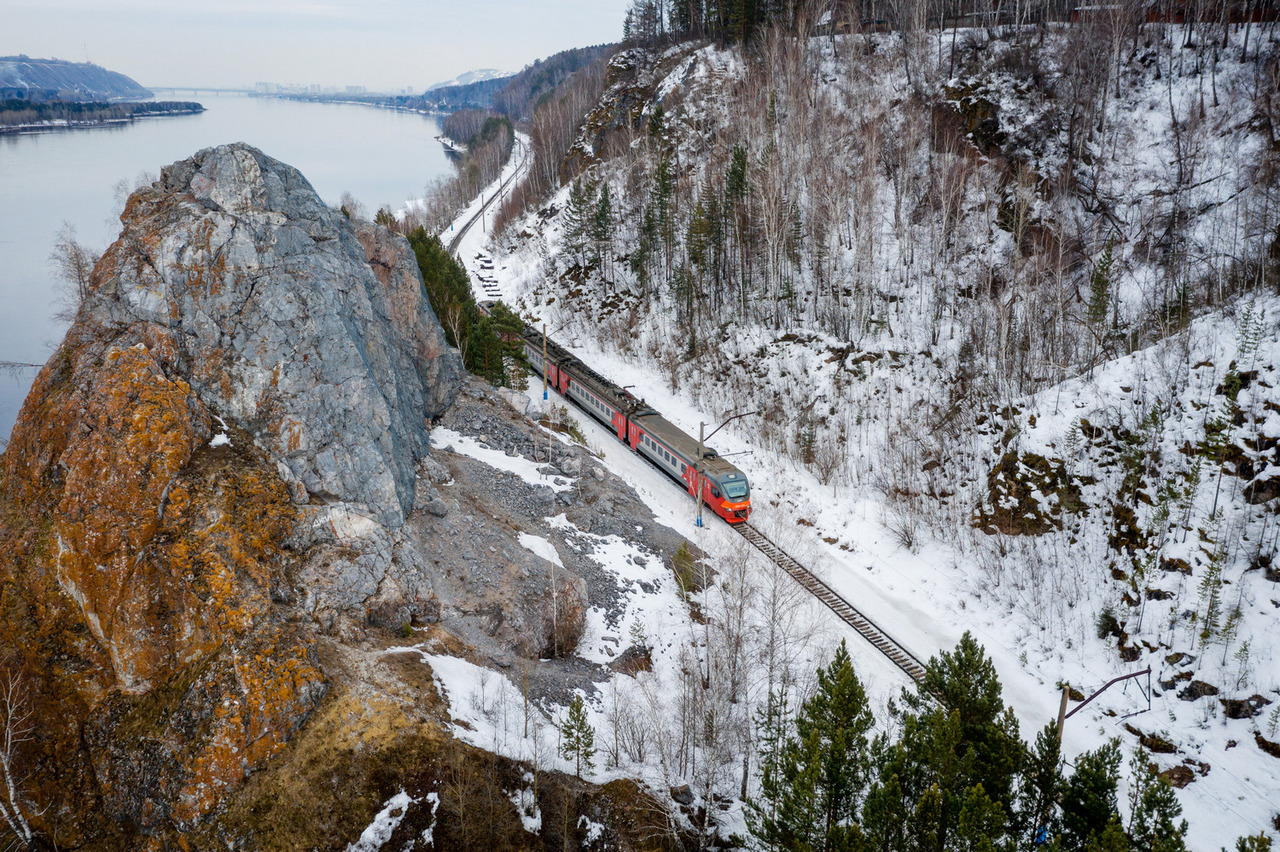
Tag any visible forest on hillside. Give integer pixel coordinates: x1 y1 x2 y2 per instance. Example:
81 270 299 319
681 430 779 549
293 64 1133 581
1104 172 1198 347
471 4 1280 844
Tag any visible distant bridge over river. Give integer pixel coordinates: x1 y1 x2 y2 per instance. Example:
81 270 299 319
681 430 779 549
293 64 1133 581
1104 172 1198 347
149 87 257 97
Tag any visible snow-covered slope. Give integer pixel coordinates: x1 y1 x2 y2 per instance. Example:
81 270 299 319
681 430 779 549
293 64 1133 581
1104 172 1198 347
458 23 1280 848
427 68 513 91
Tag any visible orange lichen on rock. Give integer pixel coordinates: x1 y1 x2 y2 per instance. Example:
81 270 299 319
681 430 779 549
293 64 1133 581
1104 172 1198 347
0 321 324 843
51 340 205 690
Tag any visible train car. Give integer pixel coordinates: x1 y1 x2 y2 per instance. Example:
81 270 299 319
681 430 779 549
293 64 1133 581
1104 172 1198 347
511 314 751 524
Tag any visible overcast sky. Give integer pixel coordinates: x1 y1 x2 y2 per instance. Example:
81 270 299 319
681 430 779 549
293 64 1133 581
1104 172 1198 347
5 0 632 91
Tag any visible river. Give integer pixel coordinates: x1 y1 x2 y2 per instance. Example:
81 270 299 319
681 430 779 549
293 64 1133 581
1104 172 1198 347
0 93 454 441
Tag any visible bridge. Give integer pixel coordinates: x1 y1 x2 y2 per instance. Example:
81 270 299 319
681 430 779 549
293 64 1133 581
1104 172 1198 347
148 86 257 97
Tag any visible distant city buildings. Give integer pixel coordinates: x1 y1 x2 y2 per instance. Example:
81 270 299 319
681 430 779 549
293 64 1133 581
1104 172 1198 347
253 81 396 97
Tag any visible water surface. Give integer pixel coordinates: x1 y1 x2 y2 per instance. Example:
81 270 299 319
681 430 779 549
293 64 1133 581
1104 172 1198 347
0 94 452 441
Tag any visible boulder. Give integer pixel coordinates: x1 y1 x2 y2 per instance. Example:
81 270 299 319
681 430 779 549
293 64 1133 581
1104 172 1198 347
1221 694 1272 719
497 387 532 416
1178 680 1220 701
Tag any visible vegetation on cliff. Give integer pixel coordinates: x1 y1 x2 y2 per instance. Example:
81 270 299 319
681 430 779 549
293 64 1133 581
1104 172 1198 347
407 229 529 389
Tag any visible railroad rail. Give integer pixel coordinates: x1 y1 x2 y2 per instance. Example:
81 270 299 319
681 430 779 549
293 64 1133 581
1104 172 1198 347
446 140 528 257
733 523 928 682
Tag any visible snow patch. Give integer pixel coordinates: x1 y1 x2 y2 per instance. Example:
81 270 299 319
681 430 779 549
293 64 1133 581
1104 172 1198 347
518 532 565 568
431 427 573 493
510 781 542 834
345 790 417 852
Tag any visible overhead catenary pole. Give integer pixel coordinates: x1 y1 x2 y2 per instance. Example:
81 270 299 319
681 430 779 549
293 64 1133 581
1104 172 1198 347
694 410 759 529
696 422 706 528
542 322 548 401
1056 684 1070 744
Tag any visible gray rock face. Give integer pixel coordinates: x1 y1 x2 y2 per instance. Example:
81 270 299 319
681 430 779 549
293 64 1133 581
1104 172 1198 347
90 143 462 527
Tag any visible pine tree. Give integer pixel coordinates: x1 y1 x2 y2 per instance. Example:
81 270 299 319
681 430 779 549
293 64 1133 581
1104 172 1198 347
1087 240 1115 368
1013 724 1064 850
1194 513 1226 650
487 301 530 390
561 694 596 778
564 178 598 269
1060 740 1123 852
1127 751 1188 852
652 154 676 282
908 631 1027 813
1231 834 1272 852
1087 241 1114 329
726 144 752 311
591 182 615 280
748 641 874 852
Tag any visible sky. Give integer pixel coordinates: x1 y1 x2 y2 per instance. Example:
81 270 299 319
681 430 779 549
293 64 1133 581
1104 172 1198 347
4 0 632 91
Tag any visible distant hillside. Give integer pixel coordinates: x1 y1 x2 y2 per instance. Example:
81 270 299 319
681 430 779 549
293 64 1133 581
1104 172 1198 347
491 44 614 120
420 75 512 111
281 45 616 118
0 55 151 102
418 44 614 117
427 68 512 91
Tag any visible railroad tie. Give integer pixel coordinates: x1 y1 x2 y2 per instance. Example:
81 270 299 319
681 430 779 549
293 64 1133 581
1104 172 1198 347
735 523 926 682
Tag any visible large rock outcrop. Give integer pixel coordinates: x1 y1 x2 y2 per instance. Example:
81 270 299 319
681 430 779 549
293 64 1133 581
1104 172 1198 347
92 143 460 527
0 143 461 845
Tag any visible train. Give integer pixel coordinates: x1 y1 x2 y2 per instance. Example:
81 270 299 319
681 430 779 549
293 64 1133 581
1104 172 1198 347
484 305 751 524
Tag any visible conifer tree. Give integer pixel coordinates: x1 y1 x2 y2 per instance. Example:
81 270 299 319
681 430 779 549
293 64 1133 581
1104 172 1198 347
1127 751 1188 852
561 695 596 778
564 178 598 269
1013 723 1064 849
1059 740 1123 852
908 631 1027 812
748 640 874 852
592 182 615 279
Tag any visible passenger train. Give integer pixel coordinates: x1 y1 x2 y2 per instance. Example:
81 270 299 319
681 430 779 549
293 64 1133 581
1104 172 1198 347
484 305 751 524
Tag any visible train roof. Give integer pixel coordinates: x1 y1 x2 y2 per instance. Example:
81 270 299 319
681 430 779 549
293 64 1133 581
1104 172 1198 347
631 410 746 483
519 319 747 485
521 323 655 416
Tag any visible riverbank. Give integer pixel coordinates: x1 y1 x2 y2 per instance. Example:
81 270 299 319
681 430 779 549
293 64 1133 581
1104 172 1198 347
0 100 205 135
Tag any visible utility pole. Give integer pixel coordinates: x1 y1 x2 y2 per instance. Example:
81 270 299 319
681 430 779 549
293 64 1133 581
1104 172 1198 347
693 410 759 529
1056 684 1070 744
696 422 706 528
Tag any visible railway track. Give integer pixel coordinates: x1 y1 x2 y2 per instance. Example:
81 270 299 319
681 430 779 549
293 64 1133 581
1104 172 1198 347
446 141 528 257
733 522 928 682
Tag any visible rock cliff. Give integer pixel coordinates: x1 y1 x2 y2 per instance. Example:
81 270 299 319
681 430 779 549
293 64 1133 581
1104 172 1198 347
94 143 459 527
0 143 462 845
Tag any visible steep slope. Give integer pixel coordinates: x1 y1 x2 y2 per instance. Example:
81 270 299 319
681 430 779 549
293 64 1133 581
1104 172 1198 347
0 56 152 100
0 143 460 845
476 22 1280 847
0 141 716 850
